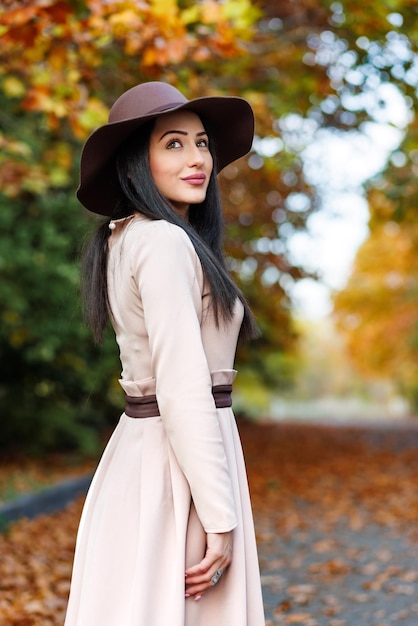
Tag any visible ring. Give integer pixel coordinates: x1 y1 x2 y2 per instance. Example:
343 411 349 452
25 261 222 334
211 568 223 585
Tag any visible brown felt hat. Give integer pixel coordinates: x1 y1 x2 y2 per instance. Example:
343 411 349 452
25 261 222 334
77 81 254 216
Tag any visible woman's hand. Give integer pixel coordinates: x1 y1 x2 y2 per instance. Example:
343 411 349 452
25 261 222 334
184 531 233 600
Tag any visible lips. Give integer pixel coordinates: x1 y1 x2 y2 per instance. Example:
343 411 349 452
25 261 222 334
181 173 206 185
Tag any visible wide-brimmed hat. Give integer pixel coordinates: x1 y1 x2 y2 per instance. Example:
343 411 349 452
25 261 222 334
77 81 254 216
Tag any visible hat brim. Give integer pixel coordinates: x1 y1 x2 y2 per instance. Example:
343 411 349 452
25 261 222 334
77 96 254 216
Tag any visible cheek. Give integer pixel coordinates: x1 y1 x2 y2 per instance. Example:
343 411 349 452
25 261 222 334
149 155 167 189
149 152 160 177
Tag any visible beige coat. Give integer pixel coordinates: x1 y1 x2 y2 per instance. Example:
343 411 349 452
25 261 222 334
64 214 265 625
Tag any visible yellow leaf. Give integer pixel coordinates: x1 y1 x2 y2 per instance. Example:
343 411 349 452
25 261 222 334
150 0 178 19
2 75 25 98
180 5 200 26
109 8 143 39
200 0 222 24
221 0 261 30
0 133 32 158
77 98 109 134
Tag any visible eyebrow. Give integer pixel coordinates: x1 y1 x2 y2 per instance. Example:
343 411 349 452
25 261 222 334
159 129 208 141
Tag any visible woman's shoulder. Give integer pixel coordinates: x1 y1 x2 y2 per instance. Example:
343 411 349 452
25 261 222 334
126 215 195 253
111 216 199 274
108 214 203 286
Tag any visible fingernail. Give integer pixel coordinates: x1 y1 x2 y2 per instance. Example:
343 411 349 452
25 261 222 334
185 593 190 598
195 595 202 602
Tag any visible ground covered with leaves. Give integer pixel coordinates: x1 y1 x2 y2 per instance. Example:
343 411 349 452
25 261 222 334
0 419 417 626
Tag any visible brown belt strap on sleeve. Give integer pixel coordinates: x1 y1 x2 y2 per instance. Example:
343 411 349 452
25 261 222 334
125 384 232 418
212 384 233 408
125 394 159 418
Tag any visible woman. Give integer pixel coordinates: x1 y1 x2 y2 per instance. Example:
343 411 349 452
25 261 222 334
64 81 265 626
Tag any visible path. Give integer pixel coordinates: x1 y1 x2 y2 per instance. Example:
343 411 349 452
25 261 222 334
241 419 418 626
258 501 418 626
0 418 417 625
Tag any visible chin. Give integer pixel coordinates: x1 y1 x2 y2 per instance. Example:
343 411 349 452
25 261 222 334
173 195 206 208
188 192 207 204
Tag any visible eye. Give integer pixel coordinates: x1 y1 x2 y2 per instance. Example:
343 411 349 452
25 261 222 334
166 139 182 149
197 138 209 148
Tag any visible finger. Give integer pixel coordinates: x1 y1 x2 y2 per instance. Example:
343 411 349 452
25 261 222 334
185 575 224 598
185 579 217 598
185 548 222 575
210 568 223 585
185 557 215 578
185 545 230 578
185 554 224 583
185 564 226 596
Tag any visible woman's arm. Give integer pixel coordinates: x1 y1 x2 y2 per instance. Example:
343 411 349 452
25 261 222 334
131 220 237 533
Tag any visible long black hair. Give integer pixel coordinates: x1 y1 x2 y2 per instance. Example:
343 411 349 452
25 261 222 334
81 118 258 343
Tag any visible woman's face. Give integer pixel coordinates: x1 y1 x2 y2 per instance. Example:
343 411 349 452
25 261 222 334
149 110 213 219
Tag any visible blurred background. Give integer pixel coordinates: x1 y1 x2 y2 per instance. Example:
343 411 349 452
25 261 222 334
1 0 417 456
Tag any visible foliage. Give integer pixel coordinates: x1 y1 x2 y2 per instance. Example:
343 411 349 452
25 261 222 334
0 187 122 453
1 0 418 450
0 0 262 452
333 118 418 408
216 0 418 395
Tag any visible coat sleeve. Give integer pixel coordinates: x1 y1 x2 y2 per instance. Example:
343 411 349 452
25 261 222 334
130 221 237 533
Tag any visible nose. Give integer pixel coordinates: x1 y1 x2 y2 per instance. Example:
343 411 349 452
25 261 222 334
188 145 205 167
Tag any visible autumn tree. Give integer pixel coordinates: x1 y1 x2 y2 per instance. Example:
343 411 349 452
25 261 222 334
216 0 418 398
333 116 418 408
1 0 418 450
0 0 266 451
